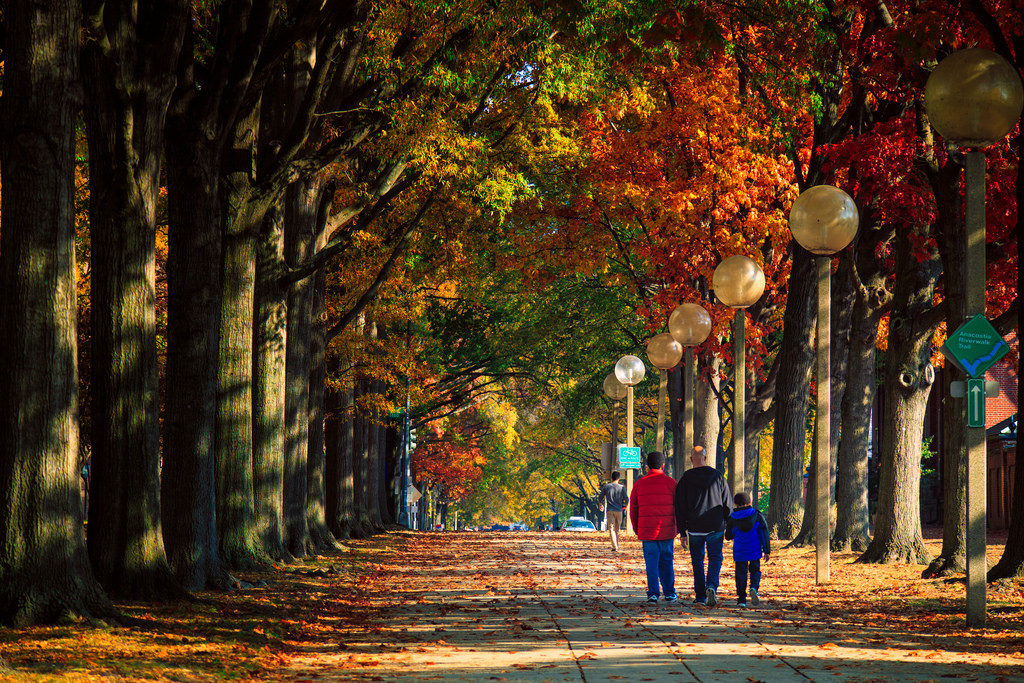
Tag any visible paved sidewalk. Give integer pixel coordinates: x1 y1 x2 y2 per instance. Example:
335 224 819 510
282 532 1024 682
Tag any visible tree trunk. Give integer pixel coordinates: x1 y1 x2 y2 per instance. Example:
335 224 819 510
162 118 233 591
253 203 292 562
767 248 817 540
80 0 188 599
214 106 269 570
326 358 356 539
988 118 1024 580
789 258 853 547
0 0 115 625
306 264 343 552
858 226 939 566
694 355 721 469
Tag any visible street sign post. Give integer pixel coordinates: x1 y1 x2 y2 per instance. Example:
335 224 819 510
617 445 641 469
941 314 1009 377
966 378 986 427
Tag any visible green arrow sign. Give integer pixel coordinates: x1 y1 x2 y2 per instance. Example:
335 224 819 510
966 378 986 428
941 314 1009 378
617 445 641 469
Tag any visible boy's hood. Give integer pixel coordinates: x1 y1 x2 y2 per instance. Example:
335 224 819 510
731 507 756 520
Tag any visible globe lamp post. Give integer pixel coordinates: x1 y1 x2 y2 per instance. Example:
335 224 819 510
668 303 713 475
923 47 1023 627
603 371 627 471
646 333 684 470
789 184 859 586
614 355 646 510
712 256 765 499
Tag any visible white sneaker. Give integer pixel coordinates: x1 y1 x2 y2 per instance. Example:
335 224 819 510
706 587 717 607
750 587 760 606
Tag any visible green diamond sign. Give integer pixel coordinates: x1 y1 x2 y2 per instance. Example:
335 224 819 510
617 445 641 469
941 315 1009 378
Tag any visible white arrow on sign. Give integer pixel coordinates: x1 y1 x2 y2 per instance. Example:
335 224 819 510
969 383 984 422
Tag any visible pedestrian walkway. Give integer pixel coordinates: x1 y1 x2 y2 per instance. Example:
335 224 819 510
282 532 1024 682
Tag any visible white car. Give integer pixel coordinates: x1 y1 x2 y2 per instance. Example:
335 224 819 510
561 517 597 532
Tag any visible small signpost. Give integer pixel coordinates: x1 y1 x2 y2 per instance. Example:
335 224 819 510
966 378 987 428
617 445 641 469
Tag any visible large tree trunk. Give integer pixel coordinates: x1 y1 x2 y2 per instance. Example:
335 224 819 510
80 0 187 599
162 118 233 591
833 237 888 552
694 355 721 469
326 365 357 539
0 0 115 625
767 248 817 539
282 177 322 556
858 226 940 566
989 117 1024 580
253 203 292 562
789 258 853 547
214 106 269 570
306 263 343 552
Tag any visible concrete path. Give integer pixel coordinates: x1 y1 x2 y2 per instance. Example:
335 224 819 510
282 532 1024 682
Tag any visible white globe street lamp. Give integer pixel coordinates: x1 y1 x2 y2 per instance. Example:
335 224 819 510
923 47 1023 628
614 355 646 520
789 184 859 587
712 255 765 499
668 303 713 473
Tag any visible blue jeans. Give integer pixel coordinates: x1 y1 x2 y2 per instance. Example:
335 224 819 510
735 559 761 602
687 531 724 601
641 539 675 599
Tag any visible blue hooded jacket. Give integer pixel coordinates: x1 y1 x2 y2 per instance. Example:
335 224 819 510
726 506 770 561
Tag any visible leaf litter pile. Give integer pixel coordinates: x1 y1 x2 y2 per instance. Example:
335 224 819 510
0 529 1021 680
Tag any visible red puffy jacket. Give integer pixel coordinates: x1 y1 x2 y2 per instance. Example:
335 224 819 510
629 468 677 540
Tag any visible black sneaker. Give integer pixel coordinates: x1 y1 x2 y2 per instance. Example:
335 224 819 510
647 595 658 603
692 598 707 606
736 601 747 608
705 587 718 607
665 595 678 603
750 587 760 605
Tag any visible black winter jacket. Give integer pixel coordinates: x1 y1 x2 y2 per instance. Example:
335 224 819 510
674 465 732 534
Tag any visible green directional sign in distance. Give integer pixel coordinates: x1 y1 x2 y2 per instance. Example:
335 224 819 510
966 378 986 427
617 445 642 469
941 314 1009 378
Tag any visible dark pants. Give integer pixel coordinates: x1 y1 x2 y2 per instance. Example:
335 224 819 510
641 539 675 599
687 531 724 600
735 558 761 602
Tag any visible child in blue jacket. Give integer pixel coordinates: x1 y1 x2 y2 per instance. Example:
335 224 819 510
725 491 770 607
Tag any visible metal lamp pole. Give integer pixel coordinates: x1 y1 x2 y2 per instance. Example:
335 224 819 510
923 48 1023 627
646 333 684 470
712 255 766 496
614 355 646 506
789 184 860 585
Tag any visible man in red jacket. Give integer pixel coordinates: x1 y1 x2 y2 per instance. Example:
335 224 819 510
629 451 677 603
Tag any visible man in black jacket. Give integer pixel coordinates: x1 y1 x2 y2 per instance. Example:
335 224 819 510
674 446 732 607
597 471 628 551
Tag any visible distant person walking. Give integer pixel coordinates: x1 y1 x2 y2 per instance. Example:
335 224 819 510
629 451 677 603
674 446 732 607
598 471 629 551
725 491 771 608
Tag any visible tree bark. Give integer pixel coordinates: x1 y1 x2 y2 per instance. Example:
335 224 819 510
326 363 356 539
215 104 270 570
252 203 292 562
858 225 940 566
833 236 889 553
162 116 233 591
80 0 188 599
694 355 721 469
789 258 853 547
767 248 816 540
306 262 343 552
0 0 115 625
282 177 322 556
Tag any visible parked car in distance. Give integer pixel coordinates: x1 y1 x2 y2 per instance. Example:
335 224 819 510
560 517 597 532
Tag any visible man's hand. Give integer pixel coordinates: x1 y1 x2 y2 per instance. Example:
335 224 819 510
598 504 604 512
680 533 688 550
763 553 770 564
